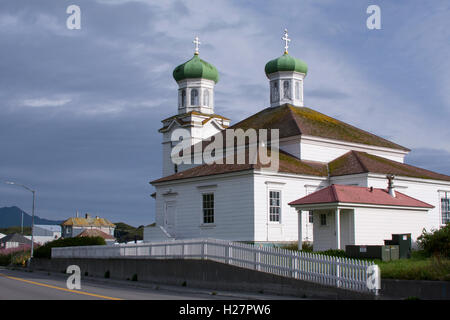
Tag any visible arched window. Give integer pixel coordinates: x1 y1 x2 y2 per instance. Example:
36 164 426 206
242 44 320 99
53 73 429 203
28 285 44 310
191 89 199 105
295 81 300 100
203 90 209 106
283 80 291 99
271 81 279 102
180 89 186 108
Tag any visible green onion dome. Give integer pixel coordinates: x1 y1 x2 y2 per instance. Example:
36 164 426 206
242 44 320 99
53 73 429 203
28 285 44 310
173 54 219 83
264 53 308 77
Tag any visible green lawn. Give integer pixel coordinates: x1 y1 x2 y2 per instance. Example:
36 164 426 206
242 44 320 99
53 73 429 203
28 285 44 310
373 251 450 281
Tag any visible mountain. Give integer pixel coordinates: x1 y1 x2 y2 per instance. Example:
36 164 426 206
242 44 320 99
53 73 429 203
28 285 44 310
0 206 63 228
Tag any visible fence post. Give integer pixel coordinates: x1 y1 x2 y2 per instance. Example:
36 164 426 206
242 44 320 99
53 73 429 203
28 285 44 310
336 257 341 288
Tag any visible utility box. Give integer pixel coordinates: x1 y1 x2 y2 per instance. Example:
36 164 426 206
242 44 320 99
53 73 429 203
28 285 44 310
345 245 399 261
384 233 411 259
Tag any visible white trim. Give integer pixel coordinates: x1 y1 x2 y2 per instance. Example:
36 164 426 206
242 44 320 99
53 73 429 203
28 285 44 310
368 173 450 186
268 189 282 224
300 134 409 156
290 202 432 211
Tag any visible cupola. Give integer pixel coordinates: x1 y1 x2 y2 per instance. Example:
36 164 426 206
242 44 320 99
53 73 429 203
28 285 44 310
265 29 307 107
172 36 218 115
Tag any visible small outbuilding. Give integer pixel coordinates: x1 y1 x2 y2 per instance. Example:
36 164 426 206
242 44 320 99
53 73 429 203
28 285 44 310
289 183 434 251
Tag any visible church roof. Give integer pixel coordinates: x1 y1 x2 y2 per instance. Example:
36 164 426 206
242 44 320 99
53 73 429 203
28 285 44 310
329 150 450 182
288 184 434 208
151 149 327 184
230 104 410 151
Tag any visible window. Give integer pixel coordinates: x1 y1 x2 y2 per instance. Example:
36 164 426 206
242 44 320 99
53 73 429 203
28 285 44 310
269 190 281 222
320 214 327 226
180 89 186 108
295 81 300 99
202 193 214 224
191 88 199 105
283 80 291 99
442 198 450 224
271 81 279 102
203 90 209 106
308 211 313 223
174 164 178 173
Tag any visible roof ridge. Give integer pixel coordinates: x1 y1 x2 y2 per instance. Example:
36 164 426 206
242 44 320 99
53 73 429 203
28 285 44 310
352 150 369 172
330 184 339 202
286 104 304 135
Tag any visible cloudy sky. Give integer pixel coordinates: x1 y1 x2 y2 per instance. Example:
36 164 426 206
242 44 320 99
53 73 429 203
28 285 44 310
0 0 449 227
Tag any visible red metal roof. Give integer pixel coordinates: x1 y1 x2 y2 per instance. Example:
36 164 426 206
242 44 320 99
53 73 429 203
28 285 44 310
288 184 434 208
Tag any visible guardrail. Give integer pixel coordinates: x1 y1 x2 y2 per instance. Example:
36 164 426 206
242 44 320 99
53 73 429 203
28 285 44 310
52 238 379 294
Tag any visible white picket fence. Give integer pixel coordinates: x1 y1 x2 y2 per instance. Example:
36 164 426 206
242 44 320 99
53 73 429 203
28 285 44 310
52 238 378 294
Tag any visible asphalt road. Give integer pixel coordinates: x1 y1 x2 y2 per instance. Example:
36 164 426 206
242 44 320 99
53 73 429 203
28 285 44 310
0 267 301 300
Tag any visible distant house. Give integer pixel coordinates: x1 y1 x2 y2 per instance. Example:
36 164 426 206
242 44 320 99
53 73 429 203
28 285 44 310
0 233 5 240
76 229 116 245
0 233 33 249
61 213 115 238
31 225 62 245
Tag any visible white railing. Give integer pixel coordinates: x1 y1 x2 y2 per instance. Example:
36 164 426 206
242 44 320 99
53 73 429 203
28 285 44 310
52 238 378 294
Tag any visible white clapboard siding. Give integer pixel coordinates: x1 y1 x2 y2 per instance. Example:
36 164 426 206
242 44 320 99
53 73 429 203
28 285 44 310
253 173 327 243
368 175 450 240
153 173 255 241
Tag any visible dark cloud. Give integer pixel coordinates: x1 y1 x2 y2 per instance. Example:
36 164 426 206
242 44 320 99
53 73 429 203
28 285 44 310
0 0 449 227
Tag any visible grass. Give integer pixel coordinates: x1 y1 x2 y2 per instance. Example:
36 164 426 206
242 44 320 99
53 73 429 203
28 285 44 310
279 244 450 281
374 251 450 281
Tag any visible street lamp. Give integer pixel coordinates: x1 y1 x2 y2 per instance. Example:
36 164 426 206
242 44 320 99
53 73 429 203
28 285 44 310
4 181 36 259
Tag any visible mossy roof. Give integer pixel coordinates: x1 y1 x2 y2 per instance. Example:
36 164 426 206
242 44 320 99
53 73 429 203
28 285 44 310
230 104 410 151
151 148 327 184
329 150 450 182
61 216 115 227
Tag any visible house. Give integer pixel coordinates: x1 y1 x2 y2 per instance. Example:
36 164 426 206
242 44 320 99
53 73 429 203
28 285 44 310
288 184 433 251
0 233 33 249
76 229 116 245
61 213 115 238
31 225 61 245
0 233 5 240
144 32 450 250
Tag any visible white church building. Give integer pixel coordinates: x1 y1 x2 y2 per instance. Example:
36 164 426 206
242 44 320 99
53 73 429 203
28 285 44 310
144 31 450 251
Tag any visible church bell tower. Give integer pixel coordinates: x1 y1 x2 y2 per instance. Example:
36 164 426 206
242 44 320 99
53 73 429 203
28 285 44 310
159 37 229 177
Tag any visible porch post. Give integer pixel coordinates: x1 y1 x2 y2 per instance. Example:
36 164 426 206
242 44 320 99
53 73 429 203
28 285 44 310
335 208 341 250
297 209 303 250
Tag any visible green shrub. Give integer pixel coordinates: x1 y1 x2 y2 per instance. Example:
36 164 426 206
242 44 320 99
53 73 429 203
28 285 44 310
104 270 110 278
0 254 11 266
301 242 313 252
317 249 347 257
131 274 138 281
34 236 106 259
417 224 450 258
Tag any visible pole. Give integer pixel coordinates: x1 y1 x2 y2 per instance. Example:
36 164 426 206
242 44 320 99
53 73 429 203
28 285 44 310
31 190 35 259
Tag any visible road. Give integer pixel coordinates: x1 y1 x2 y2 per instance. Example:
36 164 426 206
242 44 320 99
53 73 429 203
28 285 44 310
0 267 301 300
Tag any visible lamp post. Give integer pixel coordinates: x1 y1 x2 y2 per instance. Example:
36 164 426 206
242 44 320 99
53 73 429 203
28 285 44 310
4 181 36 259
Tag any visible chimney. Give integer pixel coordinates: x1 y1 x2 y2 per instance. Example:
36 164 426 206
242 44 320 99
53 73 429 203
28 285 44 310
387 175 396 197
